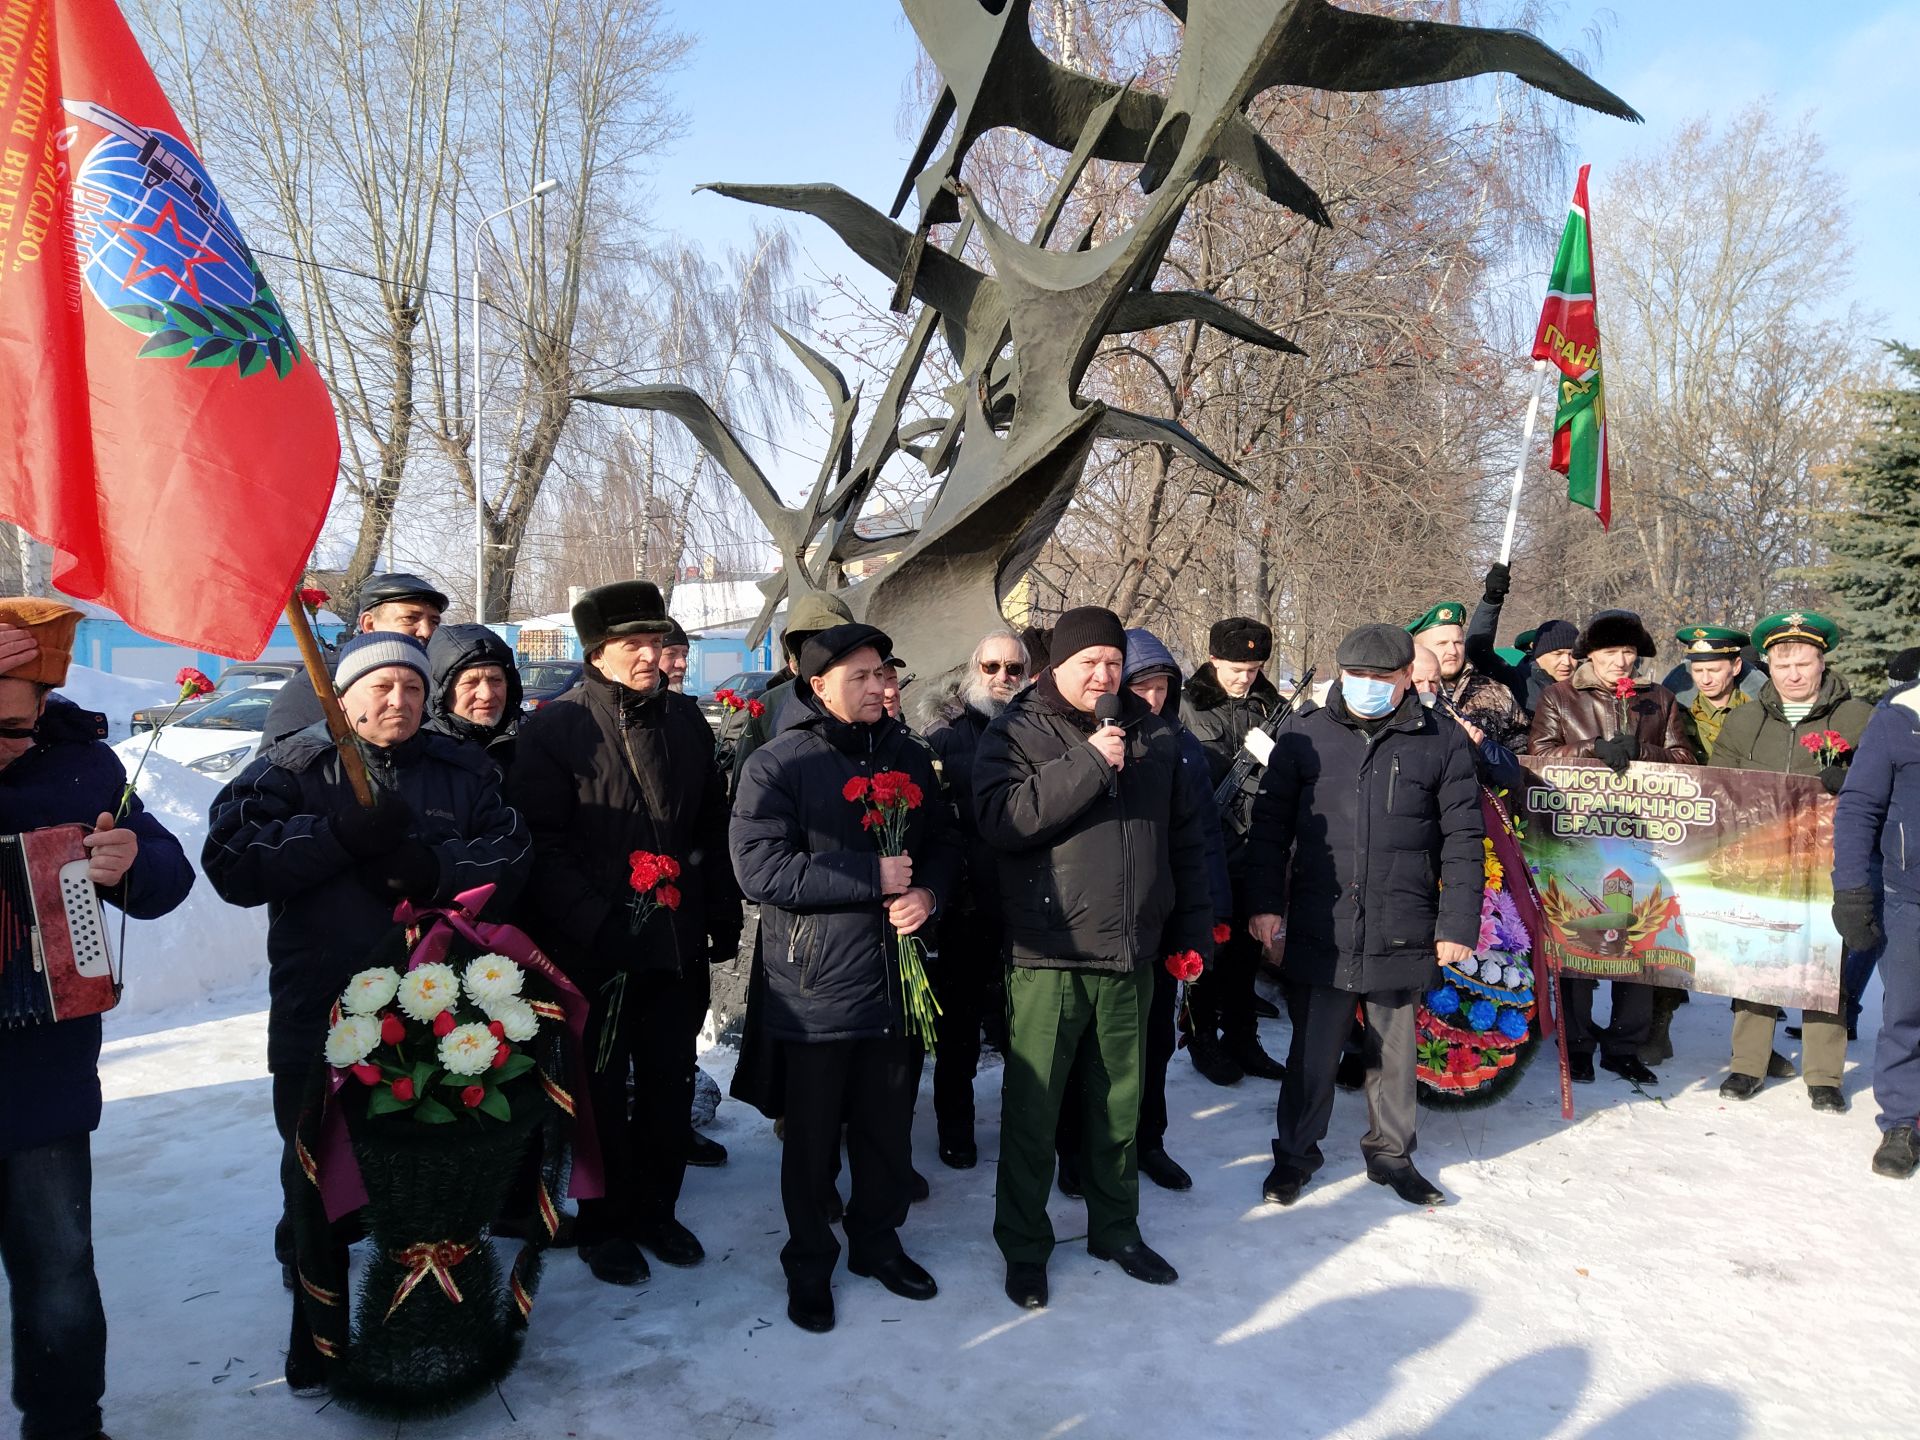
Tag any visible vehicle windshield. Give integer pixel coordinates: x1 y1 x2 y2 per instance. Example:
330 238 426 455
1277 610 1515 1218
521 663 578 690
213 667 279 695
178 686 282 730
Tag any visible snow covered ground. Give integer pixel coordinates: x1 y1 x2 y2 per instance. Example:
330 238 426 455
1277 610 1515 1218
14 758 1919 1437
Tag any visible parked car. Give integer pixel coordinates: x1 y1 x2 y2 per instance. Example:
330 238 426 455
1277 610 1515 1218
519 659 582 713
129 681 286 778
699 670 780 731
129 661 301 733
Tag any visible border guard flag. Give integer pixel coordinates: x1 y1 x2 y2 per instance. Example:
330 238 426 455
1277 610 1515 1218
0 1 338 657
1531 164 1611 529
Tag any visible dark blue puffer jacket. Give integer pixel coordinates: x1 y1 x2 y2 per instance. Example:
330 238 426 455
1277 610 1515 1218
1834 683 1920 903
0 698 194 1157
730 689 960 1043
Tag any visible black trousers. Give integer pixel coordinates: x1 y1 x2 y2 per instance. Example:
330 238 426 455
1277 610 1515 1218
780 1035 915 1287
931 913 998 1146
1 1134 106 1440
578 968 697 1244
1561 977 1653 1059
1187 901 1260 1048
1059 965 1177 1156
1274 983 1420 1175
271 1065 316 1269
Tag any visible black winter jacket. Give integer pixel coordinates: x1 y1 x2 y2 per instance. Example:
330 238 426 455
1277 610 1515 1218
508 667 740 988
1246 689 1485 993
1181 663 1281 877
426 623 522 771
730 691 960 1043
974 674 1214 972
924 700 1000 917
203 724 532 1069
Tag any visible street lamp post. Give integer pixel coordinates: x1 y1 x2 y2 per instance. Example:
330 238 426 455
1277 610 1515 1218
467 178 558 624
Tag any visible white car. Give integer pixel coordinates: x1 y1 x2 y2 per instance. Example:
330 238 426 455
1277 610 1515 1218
140 681 285 778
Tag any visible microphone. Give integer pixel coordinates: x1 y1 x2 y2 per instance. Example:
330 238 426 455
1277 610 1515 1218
1094 693 1123 798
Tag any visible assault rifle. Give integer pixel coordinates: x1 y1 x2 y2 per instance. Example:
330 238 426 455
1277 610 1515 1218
1213 665 1315 831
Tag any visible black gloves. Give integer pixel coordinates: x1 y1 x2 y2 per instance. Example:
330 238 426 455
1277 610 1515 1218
1832 887 1884 955
1820 763 1849 797
1483 561 1512 605
330 788 412 859
356 840 440 901
1593 733 1638 774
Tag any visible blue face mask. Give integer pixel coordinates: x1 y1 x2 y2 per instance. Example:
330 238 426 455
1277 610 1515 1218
1341 672 1399 718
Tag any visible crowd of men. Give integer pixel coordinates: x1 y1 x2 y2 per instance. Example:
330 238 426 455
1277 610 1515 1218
2 557 1918 1432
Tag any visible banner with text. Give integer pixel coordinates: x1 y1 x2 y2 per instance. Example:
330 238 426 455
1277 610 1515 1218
1517 758 1842 1011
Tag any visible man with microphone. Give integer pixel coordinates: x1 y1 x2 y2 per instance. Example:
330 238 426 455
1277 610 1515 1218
973 606 1214 1311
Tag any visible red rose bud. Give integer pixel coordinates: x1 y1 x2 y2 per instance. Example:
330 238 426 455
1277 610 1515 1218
461 1085 486 1109
379 1011 407 1045
658 884 681 911
491 1042 511 1069
842 776 870 802
1213 922 1232 945
432 1010 457 1037
351 1062 382 1086
488 1020 506 1038
390 1076 416 1101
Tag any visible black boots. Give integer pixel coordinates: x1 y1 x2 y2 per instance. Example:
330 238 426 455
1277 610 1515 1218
1872 1125 1919 1179
1139 1146 1193 1192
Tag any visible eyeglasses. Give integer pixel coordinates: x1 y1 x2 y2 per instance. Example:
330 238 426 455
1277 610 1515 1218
980 661 1026 678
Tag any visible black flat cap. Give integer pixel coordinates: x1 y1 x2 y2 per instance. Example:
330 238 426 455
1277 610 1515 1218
799 623 893 684
359 571 449 615
1335 623 1415 673
573 581 674 654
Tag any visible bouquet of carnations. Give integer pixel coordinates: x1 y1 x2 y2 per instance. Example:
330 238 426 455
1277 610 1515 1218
844 771 942 1051
595 850 682 1070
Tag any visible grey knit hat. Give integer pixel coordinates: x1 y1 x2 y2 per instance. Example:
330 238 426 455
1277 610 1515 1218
334 632 432 695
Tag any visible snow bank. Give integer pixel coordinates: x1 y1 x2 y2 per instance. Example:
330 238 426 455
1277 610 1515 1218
64 665 176 741
103 743 267 1020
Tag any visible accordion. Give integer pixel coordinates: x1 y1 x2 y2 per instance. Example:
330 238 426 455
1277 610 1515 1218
0 825 119 1027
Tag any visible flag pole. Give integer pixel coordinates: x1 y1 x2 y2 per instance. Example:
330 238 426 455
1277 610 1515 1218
283 597 374 808
1499 359 1550 564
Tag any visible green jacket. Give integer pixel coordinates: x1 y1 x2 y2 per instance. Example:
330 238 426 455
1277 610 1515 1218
1710 671 1874 777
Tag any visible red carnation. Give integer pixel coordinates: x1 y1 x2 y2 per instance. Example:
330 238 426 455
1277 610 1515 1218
297 586 330 609
900 780 924 809
658 856 682 881
1827 732 1851 756
175 666 215 699
1164 950 1204 982
657 884 681 912
870 771 901 806
860 811 878 831
461 1085 486 1109
389 1076 415 1102
431 1009 457 1038
747 699 766 718
630 851 663 893
1212 922 1232 946
491 1042 512 1069
843 776 870 802
1612 677 1635 701
351 1061 382 1086
1799 734 1823 753
379 1012 406 1045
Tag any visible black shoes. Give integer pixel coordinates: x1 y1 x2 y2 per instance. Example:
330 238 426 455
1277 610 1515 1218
1056 1154 1084 1200
787 1279 834 1333
686 1130 729 1167
1809 1085 1847 1114
1369 1165 1445 1207
1088 1240 1178 1285
580 1237 651 1286
1262 1161 1310 1206
910 1168 931 1203
1767 1050 1799 1079
849 1252 938 1301
1601 1054 1658 1086
634 1218 705 1268
938 1139 978 1170
1227 1038 1287 1081
1190 1035 1244 1087
1334 1052 1367 1092
1569 1052 1596 1084
1719 1073 1764 1101
1252 993 1282 1020
1873 1125 1920 1179
824 1189 844 1224
1005 1261 1049 1310
1140 1146 1193 1192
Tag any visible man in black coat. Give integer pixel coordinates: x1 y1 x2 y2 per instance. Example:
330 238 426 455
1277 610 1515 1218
975 606 1214 1311
731 623 960 1334
260 571 448 747
508 582 741 1288
1180 616 1288 1086
1248 623 1484 1210
426 621 523 772
0 602 194 1440
203 631 532 1393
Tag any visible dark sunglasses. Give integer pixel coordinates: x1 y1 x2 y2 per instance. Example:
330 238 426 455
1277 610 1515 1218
980 661 1026 678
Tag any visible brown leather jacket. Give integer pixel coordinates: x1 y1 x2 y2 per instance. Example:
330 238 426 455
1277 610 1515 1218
1526 664 1700 764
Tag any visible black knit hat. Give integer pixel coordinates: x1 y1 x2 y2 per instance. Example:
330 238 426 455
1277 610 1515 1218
1577 609 1656 660
798 623 893 684
1051 606 1127 664
663 618 690 649
1335 623 1414 673
573 581 674 654
1529 619 1579 658
1208 616 1272 664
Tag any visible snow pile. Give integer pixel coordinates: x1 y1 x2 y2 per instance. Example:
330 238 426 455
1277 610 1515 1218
103 743 267 1020
64 665 177 741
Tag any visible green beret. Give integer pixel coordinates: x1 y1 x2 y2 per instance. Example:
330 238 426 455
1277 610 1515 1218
1407 601 1468 635
1513 627 1538 651
1675 625 1748 661
1752 611 1838 653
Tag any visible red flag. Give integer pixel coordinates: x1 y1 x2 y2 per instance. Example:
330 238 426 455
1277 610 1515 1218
0 1 338 658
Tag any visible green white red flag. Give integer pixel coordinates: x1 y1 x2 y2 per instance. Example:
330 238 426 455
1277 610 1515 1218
1531 165 1610 528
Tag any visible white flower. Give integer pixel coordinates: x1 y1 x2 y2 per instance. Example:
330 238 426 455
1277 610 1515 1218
438 1022 500 1076
1478 957 1505 983
483 995 539 1043
462 954 525 1007
324 1013 381 1068
396 963 460 1023
341 967 402 1015
1502 964 1527 989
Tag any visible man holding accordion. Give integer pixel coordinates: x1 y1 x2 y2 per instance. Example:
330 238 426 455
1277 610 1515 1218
0 600 194 1440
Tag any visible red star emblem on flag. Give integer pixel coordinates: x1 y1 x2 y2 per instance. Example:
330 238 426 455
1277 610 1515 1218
102 198 224 302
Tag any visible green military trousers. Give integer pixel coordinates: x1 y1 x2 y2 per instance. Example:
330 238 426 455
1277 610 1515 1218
993 964 1152 1265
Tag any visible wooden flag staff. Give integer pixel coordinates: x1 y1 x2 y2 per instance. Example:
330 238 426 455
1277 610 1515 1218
283 596 374 808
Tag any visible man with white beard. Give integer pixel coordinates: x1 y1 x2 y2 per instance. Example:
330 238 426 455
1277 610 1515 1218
922 630 1031 1167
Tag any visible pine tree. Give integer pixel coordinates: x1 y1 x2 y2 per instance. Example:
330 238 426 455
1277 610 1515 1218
1819 343 1920 682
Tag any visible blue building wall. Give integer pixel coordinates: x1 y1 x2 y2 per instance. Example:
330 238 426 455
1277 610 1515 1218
74 617 349 682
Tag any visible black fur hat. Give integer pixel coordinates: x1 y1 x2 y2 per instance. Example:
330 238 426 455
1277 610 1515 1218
1577 609 1656 660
